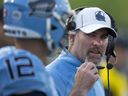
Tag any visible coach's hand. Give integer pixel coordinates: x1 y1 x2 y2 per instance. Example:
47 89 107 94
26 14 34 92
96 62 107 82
70 62 99 96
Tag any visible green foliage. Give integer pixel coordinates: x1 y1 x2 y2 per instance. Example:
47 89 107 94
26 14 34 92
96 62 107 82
0 0 2 4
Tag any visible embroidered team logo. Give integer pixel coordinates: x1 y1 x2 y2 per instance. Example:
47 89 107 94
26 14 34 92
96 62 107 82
95 11 105 22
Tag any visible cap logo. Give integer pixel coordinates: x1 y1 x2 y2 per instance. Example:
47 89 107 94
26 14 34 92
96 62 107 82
95 11 105 22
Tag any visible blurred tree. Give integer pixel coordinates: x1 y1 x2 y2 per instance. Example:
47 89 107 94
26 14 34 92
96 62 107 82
0 0 2 5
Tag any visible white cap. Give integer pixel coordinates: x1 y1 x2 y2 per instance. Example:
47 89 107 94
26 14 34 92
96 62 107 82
75 7 117 37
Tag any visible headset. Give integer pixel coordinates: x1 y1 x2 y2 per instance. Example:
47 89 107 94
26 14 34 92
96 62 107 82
66 7 118 63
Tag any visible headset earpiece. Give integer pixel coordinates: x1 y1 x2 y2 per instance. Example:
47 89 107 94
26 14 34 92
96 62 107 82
66 15 76 31
105 35 115 59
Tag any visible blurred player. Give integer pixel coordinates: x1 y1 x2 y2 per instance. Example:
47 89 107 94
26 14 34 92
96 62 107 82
0 46 57 96
1 0 72 95
4 0 72 65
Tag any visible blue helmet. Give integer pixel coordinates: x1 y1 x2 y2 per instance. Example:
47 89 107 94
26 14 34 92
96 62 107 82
4 0 72 50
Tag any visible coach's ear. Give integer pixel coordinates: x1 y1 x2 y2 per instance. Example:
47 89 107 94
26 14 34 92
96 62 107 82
68 33 76 50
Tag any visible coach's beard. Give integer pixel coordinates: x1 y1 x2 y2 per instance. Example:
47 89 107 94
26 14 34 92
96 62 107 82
85 52 103 65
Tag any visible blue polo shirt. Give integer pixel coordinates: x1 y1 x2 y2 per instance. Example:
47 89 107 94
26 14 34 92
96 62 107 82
46 48 105 96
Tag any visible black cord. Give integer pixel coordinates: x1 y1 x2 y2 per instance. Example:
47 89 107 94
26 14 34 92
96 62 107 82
106 62 113 96
107 66 110 96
